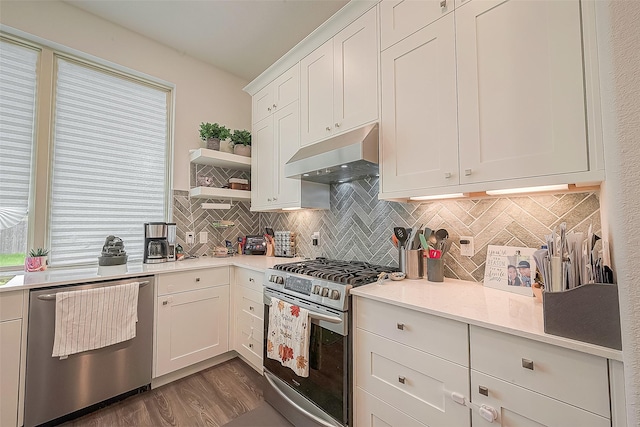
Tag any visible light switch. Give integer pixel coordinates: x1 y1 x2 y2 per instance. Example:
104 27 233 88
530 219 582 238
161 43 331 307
199 231 208 244
460 236 474 256
186 232 195 244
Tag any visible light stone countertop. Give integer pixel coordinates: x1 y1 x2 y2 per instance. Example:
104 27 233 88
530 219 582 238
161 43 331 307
350 278 623 361
0 255 303 292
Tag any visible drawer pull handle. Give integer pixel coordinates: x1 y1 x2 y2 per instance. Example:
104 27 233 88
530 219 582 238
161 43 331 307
162 300 169 306
522 358 534 370
249 306 254 311
249 343 253 349
398 376 406 384
396 323 405 330
195 277 200 282
479 385 489 396
440 0 447 8
249 278 255 282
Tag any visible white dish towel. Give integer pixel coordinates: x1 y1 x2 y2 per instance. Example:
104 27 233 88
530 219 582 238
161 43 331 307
52 282 140 359
266 297 311 377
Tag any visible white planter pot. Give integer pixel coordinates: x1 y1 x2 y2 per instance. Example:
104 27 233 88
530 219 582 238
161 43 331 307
233 144 251 157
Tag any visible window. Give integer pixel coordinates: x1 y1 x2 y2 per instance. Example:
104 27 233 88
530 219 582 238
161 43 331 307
0 39 38 268
49 57 169 266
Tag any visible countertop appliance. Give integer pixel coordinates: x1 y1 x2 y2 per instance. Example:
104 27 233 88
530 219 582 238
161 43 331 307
144 222 168 264
263 258 398 427
243 235 267 255
23 276 153 427
167 222 177 261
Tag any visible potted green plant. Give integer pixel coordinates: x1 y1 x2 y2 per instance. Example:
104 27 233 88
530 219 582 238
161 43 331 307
199 122 231 151
25 248 49 272
230 129 252 157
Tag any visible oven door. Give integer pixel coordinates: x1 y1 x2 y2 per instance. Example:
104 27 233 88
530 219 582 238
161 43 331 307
263 288 349 427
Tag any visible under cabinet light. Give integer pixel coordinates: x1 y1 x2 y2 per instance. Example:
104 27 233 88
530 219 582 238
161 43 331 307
486 184 569 196
201 203 231 210
282 207 302 211
410 193 467 201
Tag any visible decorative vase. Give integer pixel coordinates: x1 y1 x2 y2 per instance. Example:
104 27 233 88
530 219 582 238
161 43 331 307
206 138 221 150
219 140 234 154
233 144 251 157
25 256 47 272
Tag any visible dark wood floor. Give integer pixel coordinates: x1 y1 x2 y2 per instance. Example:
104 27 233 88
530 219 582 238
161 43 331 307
61 358 266 426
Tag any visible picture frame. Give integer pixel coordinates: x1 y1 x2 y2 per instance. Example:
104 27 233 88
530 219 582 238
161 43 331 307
483 245 537 296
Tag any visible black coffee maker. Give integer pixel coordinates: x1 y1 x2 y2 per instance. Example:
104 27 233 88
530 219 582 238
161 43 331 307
144 222 168 263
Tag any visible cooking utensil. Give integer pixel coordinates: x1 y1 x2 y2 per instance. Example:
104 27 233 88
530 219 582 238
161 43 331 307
419 234 429 250
394 227 408 248
391 235 399 248
425 227 436 247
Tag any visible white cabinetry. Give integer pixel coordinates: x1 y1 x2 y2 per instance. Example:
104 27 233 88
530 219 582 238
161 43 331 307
456 0 588 185
610 360 628 427
380 13 459 195
155 268 230 377
470 326 610 426
0 291 24 427
354 297 470 426
232 268 264 372
379 0 454 50
252 64 299 125
300 7 378 146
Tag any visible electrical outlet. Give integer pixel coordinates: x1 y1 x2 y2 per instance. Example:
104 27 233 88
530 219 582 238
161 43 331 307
312 231 320 246
186 231 195 245
460 236 475 257
199 231 208 244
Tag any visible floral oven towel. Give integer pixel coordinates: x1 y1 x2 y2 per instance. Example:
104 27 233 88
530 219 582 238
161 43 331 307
266 297 310 377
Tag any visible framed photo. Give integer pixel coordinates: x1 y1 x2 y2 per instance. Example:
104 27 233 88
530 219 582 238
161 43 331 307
483 245 537 296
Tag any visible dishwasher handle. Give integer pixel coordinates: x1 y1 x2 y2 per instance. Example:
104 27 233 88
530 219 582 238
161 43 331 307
37 280 151 300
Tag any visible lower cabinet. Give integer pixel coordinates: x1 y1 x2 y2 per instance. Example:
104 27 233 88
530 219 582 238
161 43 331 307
356 387 428 427
0 291 24 427
233 268 264 372
155 268 230 377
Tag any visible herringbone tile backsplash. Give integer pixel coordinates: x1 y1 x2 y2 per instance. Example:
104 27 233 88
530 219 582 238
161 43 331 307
175 175 600 282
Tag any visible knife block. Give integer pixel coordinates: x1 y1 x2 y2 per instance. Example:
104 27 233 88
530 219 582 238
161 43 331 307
542 284 622 350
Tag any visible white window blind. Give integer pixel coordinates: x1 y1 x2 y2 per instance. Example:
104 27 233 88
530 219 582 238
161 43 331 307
0 40 38 233
50 58 168 266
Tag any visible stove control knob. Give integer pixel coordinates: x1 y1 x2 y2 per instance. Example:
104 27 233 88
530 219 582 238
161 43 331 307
312 285 321 295
269 275 276 283
330 289 341 300
276 276 284 285
321 287 330 297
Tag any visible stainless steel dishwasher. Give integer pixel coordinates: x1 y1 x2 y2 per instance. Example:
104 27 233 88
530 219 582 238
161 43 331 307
24 276 154 427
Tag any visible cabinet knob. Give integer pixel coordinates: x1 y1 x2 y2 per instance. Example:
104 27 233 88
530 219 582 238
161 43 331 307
267 198 272 202
397 323 405 330
249 277 255 282
249 343 253 349
521 358 534 370
267 107 272 112
440 0 447 8
249 305 254 311
444 172 452 179
326 126 331 131
465 169 472 176
162 300 169 306
195 277 200 282
398 376 406 384
273 197 278 201
478 385 489 396
335 122 340 128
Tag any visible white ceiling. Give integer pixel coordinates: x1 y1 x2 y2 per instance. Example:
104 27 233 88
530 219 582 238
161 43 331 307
64 0 349 82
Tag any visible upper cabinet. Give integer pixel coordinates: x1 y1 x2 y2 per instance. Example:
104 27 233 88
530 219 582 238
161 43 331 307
300 7 379 147
379 0 605 200
252 65 299 125
456 0 588 185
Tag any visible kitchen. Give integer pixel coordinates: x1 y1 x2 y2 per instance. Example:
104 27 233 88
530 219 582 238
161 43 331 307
0 0 638 426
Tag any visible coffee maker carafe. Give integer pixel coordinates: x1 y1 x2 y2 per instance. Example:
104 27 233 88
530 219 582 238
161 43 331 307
144 222 168 264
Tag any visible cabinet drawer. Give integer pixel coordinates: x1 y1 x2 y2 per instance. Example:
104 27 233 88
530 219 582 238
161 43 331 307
356 387 428 427
235 267 263 293
356 328 470 426
0 291 23 321
471 370 609 427
470 326 609 417
237 323 263 370
157 267 229 295
356 297 468 366
238 310 264 343
380 0 455 51
237 287 264 318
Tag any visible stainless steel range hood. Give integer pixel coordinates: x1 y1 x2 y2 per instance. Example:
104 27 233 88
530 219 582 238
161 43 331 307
285 123 379 185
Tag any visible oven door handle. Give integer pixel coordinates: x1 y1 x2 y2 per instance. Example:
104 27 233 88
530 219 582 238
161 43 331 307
263 370 344 427
308 311 342 324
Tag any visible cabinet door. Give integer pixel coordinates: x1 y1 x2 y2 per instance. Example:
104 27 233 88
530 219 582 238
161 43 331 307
471 371 609 427
456 0 588 184
274 102 301 207
252 84 273 125
0 319 21 427
333 7 378 133
251 116 276 210
356 387 428 427
380 0 453 51
300 39 334 146
272 64 299 112
380 14 459 195
156 286 229 377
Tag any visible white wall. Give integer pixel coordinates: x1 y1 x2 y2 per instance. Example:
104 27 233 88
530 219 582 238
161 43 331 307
0 0 251 191
598 1 640 425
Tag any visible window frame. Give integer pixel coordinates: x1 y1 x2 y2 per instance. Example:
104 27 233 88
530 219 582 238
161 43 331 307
0 30 175 270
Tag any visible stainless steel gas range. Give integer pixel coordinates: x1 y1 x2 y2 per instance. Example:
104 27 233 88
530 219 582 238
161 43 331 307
263 258 398 427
